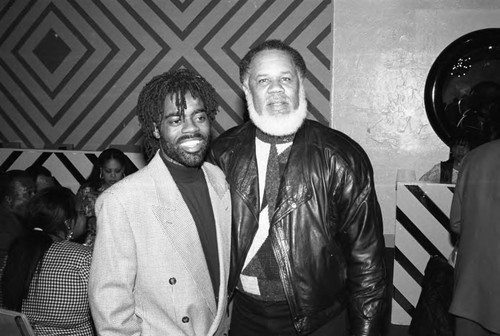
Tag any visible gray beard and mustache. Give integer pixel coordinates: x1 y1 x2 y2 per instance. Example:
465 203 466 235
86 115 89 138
160 134 209 167
246 84 308 136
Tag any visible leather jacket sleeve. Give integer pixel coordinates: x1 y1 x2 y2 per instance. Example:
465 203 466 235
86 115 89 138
336 153 387 336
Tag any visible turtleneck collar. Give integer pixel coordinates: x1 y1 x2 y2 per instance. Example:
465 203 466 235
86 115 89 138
160 152 203 183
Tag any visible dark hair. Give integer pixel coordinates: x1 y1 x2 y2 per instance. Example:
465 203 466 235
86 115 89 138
25 164 52 180
2 187 77 311
25 164 59 191
136 68 219 160
239 39 307 84
0 170 32 202
85 148 131 189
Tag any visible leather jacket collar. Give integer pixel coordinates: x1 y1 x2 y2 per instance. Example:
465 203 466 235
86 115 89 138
227 123 312 225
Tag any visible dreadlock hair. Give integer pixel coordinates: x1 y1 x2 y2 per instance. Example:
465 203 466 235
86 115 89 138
136 68 219 161
239 39 307 85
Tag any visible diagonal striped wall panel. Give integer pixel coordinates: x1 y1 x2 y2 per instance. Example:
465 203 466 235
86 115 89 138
392 182 455 325
0 0 332 151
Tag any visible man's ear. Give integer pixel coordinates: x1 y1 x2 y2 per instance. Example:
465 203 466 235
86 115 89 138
152 123 161 139
242 82 250 96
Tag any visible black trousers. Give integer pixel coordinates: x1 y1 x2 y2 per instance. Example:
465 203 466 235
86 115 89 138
230 290 348 336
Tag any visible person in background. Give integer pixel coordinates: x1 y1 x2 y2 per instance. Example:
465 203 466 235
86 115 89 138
1 187 93 335
89 69 232 336
76 148 135 248
0 170 35 260
0 170 36 308
25 164 58 193
419 136 476 184
449 99 500 336
209 39 386 336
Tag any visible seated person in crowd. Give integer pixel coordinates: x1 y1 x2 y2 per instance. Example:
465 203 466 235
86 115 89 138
76 148 135 248
25 164 58 193
1 187 93 335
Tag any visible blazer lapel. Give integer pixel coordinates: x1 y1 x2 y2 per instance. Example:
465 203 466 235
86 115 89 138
148 153 217 315
203 162 231 292
202 163 231 335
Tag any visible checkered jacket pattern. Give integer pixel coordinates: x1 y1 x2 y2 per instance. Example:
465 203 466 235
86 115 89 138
22 240 94 336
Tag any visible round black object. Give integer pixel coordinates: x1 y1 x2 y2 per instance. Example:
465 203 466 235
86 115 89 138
424 28 500 147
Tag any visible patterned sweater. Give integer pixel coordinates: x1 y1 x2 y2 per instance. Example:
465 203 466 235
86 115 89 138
23 240 94 336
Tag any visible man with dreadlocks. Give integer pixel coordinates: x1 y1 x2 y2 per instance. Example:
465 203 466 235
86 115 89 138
89 69 232 336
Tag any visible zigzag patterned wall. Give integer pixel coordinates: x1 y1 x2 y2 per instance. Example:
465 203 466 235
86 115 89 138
0 0 332 152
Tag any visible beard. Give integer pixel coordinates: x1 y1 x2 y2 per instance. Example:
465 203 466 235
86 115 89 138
246 84 307 136
160 133 210 167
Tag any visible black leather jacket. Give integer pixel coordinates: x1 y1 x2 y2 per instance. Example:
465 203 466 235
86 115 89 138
209 120 387 336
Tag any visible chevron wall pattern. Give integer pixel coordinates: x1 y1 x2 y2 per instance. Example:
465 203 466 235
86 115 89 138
0 0 332 152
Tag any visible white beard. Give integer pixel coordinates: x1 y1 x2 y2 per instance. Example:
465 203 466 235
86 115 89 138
246 85 307 136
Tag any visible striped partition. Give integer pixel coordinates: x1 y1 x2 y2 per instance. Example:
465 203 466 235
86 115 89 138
0 148 146 194
391 182 455 325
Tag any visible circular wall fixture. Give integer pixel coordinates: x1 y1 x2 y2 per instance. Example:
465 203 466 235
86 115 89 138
424 28 500 147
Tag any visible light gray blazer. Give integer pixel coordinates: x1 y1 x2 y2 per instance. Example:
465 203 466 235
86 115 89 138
89 152 231 336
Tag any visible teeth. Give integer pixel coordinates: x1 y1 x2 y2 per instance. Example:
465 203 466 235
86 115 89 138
181 139 201 148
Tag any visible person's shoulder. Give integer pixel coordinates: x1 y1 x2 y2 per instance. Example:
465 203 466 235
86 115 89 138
203 161 226 180
47 242 92 279
202 161 230 195
462 139 500 166
212 122 253 145
102 164 149 194
50 240 92 260
303 120 360 146
210 122 254 163
472 138 500 155
302 120 371 163
98 158 164 207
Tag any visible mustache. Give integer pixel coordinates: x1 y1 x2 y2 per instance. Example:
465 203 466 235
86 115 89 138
177 133 207 142
267 94 289 104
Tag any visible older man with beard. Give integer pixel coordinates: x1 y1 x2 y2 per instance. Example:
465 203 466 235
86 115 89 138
209 40 387 336
89 69 232 336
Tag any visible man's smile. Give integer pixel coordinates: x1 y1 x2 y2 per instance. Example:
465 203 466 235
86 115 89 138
178 138 204 152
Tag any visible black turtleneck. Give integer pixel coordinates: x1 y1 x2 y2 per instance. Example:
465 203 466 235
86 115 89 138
162 156 220 303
